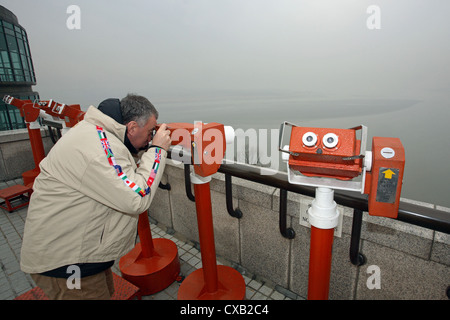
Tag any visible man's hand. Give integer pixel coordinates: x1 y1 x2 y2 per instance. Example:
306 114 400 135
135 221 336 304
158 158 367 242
152 123 172 151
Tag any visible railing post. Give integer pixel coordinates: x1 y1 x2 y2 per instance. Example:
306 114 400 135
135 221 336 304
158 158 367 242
279 189 295 239
184 164 195 202
349 208 366 266
225 173 243 219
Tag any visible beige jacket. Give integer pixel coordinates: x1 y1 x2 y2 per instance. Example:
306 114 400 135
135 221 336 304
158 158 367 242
20 106 166 274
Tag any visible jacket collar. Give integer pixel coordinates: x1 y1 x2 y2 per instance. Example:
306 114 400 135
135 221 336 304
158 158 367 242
84 106 127 143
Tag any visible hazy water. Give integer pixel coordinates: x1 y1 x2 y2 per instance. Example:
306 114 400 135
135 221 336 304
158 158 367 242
157 93 450 208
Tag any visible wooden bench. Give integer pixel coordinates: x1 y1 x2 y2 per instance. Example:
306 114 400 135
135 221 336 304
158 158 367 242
0 184 32 212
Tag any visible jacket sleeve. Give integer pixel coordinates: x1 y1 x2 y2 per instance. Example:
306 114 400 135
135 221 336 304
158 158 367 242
78 146 167 215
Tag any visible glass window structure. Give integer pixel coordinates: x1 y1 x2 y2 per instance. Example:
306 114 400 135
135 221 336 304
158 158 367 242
0 20 36 84
0 7 39 131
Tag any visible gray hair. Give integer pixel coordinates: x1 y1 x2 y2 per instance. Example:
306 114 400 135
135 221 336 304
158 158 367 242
120 93 159 126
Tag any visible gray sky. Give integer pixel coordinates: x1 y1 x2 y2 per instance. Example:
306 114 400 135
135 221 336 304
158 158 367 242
2 1 450 206
3 0 450 108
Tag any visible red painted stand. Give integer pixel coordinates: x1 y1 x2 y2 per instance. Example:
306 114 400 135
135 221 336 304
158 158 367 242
307 226 335 300
177 181 246 300
22 123 46 186
0 184 32 212
119 211 180 296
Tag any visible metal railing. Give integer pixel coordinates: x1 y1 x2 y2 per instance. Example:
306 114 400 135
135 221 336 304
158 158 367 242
217 162 450 234
168 150 450 267
218 162 450 267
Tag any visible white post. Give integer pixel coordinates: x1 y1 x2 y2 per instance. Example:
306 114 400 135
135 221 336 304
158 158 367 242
308 187 340 230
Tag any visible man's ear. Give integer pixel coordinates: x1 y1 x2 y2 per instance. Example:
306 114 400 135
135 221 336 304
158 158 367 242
126 121 138 136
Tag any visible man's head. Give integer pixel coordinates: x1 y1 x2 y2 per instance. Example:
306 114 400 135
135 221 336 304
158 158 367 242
121 94 159 151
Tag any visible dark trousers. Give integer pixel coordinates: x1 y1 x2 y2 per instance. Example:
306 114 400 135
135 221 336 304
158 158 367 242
31 268 115 300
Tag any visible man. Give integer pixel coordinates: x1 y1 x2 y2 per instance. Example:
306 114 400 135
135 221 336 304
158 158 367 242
20 94 171 299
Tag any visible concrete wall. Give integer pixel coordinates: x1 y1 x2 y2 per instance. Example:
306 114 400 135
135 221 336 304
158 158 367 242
0 128 53 181
150 160 450 300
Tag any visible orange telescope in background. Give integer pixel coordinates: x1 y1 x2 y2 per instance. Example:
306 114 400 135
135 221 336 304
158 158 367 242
280 121 405 300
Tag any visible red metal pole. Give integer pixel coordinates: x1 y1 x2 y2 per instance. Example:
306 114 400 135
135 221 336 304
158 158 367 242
27 124 46 169
137 211 156 258
177 174 246 300
22 123 46 186
308 226 335 300
120 209 180 295
193 182 219 293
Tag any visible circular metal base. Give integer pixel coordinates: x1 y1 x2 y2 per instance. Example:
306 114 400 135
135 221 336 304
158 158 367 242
177 265 246 300
119 238 180 296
